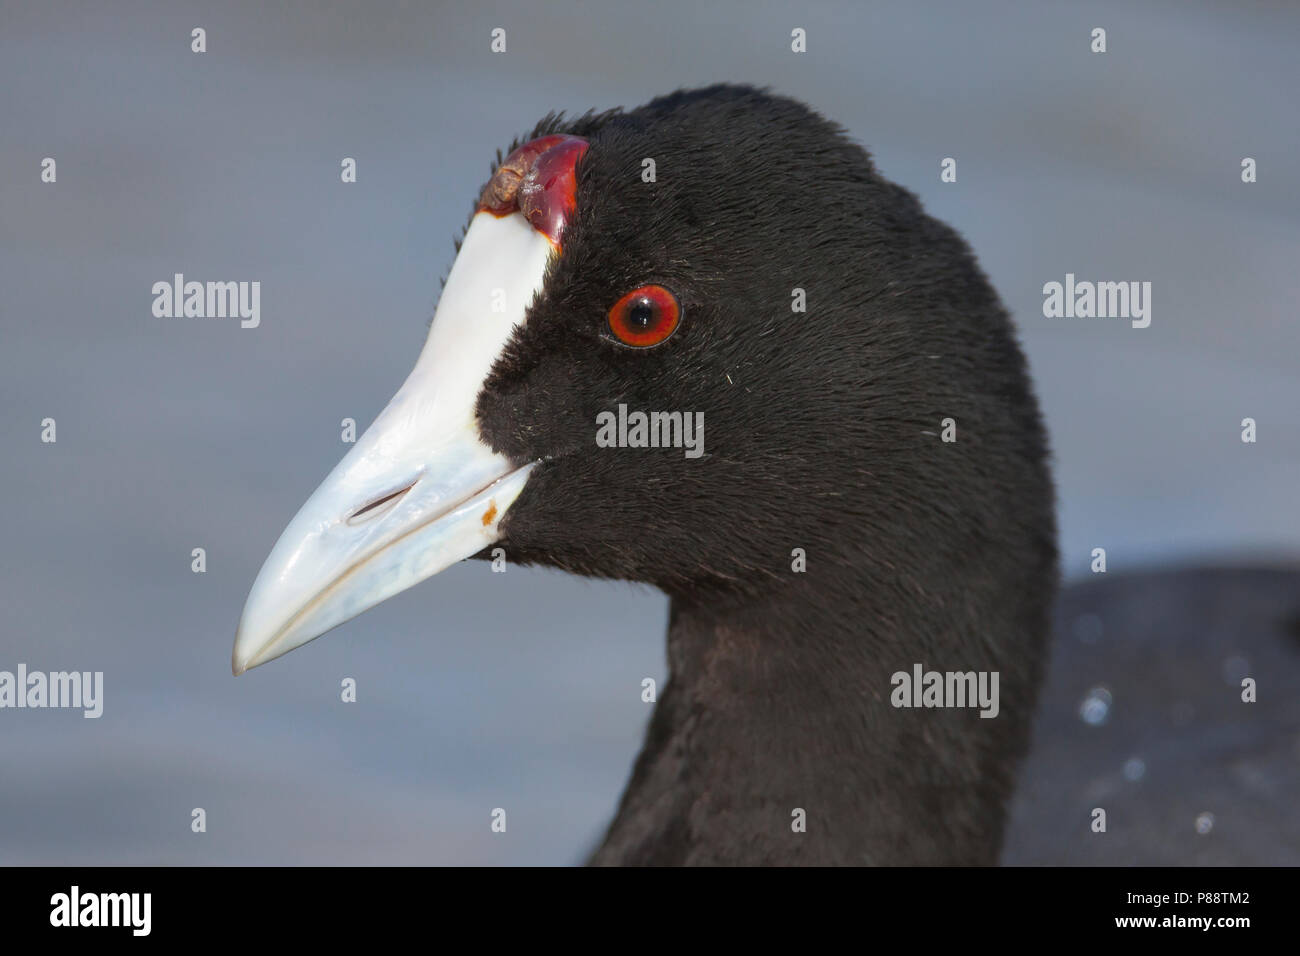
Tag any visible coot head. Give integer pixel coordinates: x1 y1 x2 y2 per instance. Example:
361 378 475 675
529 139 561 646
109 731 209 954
234 84 1058 865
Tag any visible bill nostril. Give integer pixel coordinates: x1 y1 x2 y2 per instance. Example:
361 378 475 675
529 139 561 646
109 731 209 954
346 482 417 526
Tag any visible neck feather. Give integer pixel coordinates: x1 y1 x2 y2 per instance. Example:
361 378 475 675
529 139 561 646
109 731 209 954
590 570 1045 865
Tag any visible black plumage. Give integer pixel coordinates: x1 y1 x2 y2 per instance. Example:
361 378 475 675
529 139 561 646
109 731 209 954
473 85 1058 864
1007 565 1300 865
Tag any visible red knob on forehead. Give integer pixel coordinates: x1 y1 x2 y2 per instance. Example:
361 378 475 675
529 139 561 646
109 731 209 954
478 134 589 247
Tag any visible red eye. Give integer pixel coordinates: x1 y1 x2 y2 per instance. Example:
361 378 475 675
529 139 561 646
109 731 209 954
608 285 681 347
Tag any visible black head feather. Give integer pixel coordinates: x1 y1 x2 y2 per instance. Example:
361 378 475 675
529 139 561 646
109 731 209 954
468 84 1058 863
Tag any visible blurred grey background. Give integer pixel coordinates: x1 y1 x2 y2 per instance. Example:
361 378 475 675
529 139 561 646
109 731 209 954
1 0 1297 864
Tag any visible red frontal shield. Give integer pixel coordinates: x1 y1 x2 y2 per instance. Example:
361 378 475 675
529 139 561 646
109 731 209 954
478 134 589 248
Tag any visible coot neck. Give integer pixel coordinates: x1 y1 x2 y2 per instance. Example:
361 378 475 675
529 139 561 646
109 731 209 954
590 576 1017 865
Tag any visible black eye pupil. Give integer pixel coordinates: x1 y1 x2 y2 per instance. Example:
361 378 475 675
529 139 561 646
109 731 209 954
628 299 655 329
